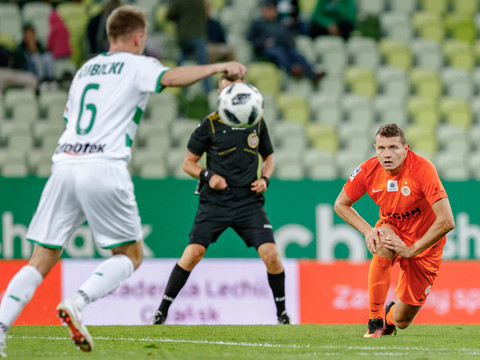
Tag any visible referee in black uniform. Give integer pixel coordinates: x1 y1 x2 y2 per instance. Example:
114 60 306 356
152 74 290 325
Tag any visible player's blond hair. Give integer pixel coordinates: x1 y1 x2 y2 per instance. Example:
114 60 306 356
376 123 407 145
106 5 146 41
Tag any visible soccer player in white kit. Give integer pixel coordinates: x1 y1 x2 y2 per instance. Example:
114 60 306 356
0 5 246 356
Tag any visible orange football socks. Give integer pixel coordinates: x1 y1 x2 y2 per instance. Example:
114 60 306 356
386 303 396 326
368 255 393 319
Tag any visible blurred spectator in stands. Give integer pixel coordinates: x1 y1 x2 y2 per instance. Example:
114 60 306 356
0 45 38 93
248 0 323 84
168 0 212 94
12 24 56 91
276 0 307 35
206 1 235 63
47 10 72 59
87 0 121 56
309 0 356 40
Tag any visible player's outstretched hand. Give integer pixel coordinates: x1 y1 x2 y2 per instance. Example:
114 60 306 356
365 227 381 254
209 174 228 191
251 178 267 194
216 61 248 77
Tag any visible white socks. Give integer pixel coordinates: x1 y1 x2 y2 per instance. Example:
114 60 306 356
0 265 43 328
72 254 134 308
0 255 135 329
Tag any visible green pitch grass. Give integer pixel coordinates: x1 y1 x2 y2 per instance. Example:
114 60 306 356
6 324 479 359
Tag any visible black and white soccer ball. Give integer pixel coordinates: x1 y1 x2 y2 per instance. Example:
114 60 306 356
217 82 264 128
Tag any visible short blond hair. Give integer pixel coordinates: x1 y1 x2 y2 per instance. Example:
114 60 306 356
106 5 146 41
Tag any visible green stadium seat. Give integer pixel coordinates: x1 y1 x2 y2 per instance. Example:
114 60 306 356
380 39 412 70
440 98 473 129
413 12 445 43
405 124 438 157
443 40 475 71
306 124 339 154
277 93 310 125
408 97 440 130
450 0 478 17
418 0 447 15
245 62 282 97
445 13 476 44
345 67 378 98
410 68 442 101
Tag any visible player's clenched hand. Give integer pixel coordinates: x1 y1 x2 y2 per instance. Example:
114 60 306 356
251 179 267 194
382 233 412 258
217 61 247 77
365 228 381 254
209 174 228 191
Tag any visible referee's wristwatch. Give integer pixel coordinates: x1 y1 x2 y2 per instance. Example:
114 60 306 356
261 176 270 187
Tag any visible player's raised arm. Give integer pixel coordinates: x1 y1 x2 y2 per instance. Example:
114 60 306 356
161 61 247 87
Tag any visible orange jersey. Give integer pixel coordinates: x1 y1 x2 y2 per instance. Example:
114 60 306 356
344 151 448 255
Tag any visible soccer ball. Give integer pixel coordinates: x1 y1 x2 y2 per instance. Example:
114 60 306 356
217 82 264 128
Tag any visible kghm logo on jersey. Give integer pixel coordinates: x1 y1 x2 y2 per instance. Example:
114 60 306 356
55 142 106 155
382 207 421 220
247 133 259 148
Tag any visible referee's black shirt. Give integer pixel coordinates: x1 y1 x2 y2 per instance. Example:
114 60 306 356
187 112 274 192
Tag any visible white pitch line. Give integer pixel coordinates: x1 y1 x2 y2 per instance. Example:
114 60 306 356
9 335 480 356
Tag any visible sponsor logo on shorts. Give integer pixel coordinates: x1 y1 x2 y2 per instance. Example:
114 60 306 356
55 142 106 155
263 224 272 229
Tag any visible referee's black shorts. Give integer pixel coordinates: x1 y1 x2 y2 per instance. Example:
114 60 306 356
189 188 275 249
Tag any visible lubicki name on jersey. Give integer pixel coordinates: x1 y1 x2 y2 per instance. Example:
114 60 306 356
53 52 168 164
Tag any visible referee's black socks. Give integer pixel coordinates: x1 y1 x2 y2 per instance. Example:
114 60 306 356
267 271 286 317
158 263 191 316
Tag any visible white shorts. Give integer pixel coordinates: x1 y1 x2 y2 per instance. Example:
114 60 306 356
26 161 143 249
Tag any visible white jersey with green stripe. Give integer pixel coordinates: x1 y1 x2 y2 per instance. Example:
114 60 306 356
53 51 169 164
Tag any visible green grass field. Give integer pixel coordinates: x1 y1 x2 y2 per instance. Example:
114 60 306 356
6 324 479 359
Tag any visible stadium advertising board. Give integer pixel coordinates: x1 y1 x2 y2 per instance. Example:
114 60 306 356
1 178 480 260
1 260 62 325
299 261 480 324
3 259 480 325
61 259 299 325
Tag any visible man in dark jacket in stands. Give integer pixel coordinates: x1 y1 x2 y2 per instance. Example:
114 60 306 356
248 0 321 83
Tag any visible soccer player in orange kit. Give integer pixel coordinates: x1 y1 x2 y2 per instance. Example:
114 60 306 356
334 123 455 338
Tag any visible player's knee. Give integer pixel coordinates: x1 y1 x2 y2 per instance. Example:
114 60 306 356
130 251 143 270
260 248 281 269
395 319 412 329
185 244 206 263
394 313 414 329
